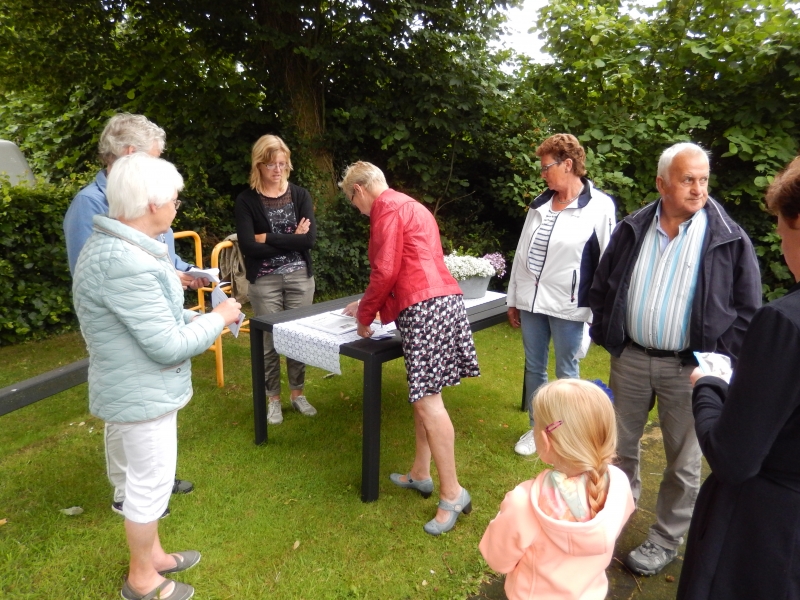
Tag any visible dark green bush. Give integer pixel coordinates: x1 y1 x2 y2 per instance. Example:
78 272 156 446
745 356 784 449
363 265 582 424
312 195 372 301
0 181 79 345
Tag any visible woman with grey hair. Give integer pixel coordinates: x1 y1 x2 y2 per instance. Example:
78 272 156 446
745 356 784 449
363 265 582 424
72 152 242 600
97 113 166 164
340 161 480 535
64 112 203 289
64 112 204 520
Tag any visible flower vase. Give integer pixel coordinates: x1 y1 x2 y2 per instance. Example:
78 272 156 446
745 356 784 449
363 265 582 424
458 275 491 299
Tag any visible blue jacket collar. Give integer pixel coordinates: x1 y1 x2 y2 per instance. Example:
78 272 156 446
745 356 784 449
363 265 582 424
531 177 594 210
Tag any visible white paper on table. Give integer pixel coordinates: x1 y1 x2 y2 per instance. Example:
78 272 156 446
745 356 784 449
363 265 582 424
302 311 359 335
185 267 220 283
368 323 396 340
273 319 397 374
274 292 504 374
302 310 386 336
210 282 245 337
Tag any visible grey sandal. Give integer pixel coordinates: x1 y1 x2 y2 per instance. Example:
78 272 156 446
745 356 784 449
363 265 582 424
423 487 472 536
158 550 201 575
121 578 194 600
389 472 434 498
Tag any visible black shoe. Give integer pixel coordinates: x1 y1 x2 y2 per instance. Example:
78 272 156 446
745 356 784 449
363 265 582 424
172 478 194 494
624 540 677 576
111 501 170 519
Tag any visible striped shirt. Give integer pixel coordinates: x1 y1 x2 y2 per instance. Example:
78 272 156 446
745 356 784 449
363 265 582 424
527 208 560 280
626 204 707 350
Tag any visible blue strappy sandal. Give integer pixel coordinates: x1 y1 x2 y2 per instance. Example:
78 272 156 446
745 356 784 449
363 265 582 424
423 487 472 535
389 472 434 499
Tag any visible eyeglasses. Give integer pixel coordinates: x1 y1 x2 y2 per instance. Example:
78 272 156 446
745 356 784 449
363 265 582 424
263 162 288 171
173 198 182 210
348 186 357 205
540 160 562 174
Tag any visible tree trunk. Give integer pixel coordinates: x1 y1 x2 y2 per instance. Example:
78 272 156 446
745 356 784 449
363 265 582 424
256 0 338 205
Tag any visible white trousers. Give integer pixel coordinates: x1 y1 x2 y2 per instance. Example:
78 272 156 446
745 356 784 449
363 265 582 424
105 411 178 523
104 422 127 503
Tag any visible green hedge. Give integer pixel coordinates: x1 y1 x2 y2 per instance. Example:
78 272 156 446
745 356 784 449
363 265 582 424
0 181 375 346
0 181 79 345
311 195 371 301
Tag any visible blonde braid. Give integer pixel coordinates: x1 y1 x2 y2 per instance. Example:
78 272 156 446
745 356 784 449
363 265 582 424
533 379 617 520
585 464 609 519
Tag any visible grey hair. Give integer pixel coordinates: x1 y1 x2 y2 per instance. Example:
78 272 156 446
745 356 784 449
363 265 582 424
338 161 388 196
98 113 166 167
657 143 710 183
107 153 183 220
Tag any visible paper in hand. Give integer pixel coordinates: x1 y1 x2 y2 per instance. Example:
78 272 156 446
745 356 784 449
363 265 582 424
693 351 733 383
185 267 220 284
368 322 396 340
211 282 245 338
227 312 246 338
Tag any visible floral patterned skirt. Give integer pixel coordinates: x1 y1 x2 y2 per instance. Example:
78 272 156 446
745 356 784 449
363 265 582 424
395 294 481 403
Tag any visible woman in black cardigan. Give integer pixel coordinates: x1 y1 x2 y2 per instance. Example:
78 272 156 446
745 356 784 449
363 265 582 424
235 135 317 426
678 156 800 599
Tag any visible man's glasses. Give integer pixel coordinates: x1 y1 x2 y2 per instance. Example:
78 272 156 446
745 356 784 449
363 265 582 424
540 160 562 174
173 198 182 210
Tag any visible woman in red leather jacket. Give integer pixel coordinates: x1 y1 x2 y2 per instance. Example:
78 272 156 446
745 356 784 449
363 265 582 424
341 161 480 535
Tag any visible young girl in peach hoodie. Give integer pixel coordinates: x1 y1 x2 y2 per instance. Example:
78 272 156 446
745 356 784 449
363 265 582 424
480 379 634 600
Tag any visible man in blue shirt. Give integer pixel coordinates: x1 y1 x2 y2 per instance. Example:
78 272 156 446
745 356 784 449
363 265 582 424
64 113 201 284
64 113 205 515
65 170 193 274
589 143 761 576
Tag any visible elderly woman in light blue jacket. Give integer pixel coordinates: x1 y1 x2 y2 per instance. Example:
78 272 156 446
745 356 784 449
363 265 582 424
72 152 241 600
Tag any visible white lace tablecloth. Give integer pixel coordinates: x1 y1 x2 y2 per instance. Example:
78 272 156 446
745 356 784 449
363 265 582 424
273 291 506 374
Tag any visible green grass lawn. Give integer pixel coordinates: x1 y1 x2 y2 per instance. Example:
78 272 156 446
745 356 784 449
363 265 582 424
0 321 614 599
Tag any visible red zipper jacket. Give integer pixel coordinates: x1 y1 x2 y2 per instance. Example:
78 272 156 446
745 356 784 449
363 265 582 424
357 189 462 326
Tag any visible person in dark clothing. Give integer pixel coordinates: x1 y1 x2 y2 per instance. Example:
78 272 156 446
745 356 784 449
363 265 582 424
234 135 317 426
678 155 800 599
589 142 762 576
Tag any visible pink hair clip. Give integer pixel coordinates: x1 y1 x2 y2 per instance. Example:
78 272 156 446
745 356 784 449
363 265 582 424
544 420 563 434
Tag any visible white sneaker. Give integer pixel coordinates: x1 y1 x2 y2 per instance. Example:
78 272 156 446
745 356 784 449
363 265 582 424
291 395 317 416
268 400 283 424
514 430 536 456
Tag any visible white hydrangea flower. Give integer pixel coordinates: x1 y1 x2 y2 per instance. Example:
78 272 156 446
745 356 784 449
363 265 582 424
443 252 495 281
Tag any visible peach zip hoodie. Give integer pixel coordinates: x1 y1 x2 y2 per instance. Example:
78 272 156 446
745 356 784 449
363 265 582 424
480 465 634 600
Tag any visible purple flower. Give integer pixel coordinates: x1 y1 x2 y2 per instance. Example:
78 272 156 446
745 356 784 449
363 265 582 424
482 252 506 279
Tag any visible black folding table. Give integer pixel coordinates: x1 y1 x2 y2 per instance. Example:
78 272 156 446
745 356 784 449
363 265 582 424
248 293 507 502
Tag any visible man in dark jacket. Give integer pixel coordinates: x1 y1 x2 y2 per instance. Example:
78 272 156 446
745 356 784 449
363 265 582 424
589 142 762 576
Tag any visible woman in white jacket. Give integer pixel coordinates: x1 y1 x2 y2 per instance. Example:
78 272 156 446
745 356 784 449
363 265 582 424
507 134 616 456
73 153 241 600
